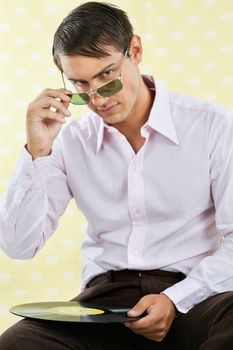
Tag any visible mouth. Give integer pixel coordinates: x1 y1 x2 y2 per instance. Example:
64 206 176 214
97 103 119 116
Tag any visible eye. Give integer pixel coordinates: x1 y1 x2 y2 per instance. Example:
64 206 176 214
102 69 113 78
74 81 88 87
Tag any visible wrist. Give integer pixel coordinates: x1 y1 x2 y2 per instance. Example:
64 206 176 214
26 144 52 160
160 293 178 317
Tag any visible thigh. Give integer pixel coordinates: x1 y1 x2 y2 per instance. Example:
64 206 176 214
168 291 233 350
0 317 167 350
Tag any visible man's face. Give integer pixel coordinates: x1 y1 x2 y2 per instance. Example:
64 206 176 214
59 44 142 125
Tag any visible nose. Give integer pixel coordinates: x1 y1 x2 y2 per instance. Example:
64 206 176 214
90 93 108 107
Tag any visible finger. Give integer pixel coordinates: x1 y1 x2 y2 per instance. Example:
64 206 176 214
37 109 66 124
128 295 155 317
141 332 166 342
48 98 71 117
36 97 71 117
127 322 168 342
40 88 72 103
126 302 164 331
125 313 154 330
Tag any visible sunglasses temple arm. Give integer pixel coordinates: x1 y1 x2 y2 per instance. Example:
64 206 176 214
61 72 67 90
119 49 128 81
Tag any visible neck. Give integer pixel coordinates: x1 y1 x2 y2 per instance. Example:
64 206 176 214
114 76 155 138
110 76 155 154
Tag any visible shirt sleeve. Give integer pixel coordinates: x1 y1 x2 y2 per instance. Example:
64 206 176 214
163 111 233 313
0 140 72 259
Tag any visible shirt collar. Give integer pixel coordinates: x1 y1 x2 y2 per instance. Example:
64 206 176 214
96 118 105 154
145 76 179 145
96 75 179 154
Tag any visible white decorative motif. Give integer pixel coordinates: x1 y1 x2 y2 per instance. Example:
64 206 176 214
46 288 58 296
14 289 27 298
0 273 12 282
31 22 42 31
0 84 12 94
63 272 75 281
14 7 27 16
155 48 169 56
0 54 12 63
63 240 76 249
204 62 217 71
188 15 201 24
221 13 233 23
14 68 27 78
46 6 57 15
170 0 184 9
172 64 184 72
203 0 216 7
15 100 27 109
0 146 12 156
47 256 59 264
188 47 201 55
221 77 233 87
171 32 184 40
0 23 11 31
204 31 216 39
188 79 201 87
31 52 43 62
0 115 12 125
155 16 168 26
30 272 44 282
221 45 233 55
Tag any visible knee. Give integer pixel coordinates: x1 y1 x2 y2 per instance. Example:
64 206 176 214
0 320 34 350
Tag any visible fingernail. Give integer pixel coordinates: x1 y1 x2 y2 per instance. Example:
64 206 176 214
65 95 71 101
128 310 137 316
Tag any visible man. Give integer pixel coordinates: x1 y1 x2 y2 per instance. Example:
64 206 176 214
0 1 232 349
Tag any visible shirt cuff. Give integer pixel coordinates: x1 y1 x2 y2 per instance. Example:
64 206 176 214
10 146 52 190
162 276 213 313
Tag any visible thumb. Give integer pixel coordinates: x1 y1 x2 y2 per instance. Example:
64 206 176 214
127 296 151 317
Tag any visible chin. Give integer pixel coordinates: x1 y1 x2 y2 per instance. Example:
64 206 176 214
103 114 127 125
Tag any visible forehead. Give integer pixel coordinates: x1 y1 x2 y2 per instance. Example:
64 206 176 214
59 47 123 79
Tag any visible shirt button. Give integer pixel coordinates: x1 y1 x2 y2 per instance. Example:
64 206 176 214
134 208 141 215
134 249 138 255
133 164 137 171
26 174 32 180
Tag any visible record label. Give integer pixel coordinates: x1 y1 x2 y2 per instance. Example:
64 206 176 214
50 306 104 316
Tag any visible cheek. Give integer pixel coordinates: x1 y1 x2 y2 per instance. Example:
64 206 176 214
122 80 138 106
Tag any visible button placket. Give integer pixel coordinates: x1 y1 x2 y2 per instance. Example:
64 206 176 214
127 150 147 268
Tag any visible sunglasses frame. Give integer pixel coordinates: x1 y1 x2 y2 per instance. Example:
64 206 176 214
61 49 128 105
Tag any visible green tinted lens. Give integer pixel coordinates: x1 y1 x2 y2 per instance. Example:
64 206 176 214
98 79 123 97
71 93 90 105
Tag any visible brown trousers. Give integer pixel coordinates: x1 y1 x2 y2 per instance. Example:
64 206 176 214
0 269 232 349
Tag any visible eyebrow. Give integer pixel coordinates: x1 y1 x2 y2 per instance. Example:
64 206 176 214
67 62 116 83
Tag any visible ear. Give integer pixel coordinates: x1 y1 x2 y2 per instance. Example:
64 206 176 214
128 35 142 65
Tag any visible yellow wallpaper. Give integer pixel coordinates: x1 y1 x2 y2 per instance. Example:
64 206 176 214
0 0 232 334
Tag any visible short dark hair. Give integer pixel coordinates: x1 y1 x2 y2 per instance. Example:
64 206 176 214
52 1 134 71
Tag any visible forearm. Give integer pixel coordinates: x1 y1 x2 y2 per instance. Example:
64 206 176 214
0 146 71 259
0 186 48 258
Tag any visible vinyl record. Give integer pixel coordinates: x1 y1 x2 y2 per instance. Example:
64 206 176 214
10 301 142 323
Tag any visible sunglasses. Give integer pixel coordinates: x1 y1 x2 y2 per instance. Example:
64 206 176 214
61 50 128 105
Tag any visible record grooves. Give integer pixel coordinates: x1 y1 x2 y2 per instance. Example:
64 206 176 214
10 301 142 323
